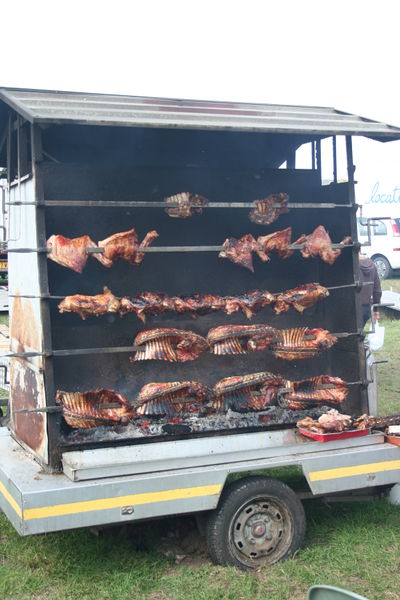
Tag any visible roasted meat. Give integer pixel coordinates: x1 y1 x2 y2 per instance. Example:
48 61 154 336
219 233 259 272
249 193 289 225
213 372 283 412
224 290 276 319
133 328 208 362
219 225 351 271
47 234 98 274
271 327 337 360
207 324 277 355
95 228 158 267
353 414 400 430
60 284 327 321
58 286 120 320
56 388 133 428
318 409 352 431
273 283 329 315
119 292 173 322
136 381 214 417
282 375 348 410
297 409 352 433
256 227 293 261
219 228 294 271
172 294 226 316
294 225 351 265
164 192 208 218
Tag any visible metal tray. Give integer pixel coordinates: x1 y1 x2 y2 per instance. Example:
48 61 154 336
384 434 400 446
298 427 370 443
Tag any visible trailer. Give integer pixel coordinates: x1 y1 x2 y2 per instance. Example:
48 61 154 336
0 88 400 570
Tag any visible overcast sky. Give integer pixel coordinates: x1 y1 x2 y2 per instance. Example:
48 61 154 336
2 0 399 207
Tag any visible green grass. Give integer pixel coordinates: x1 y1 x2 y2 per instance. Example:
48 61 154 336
373 272 400 415
374 316 400 415
381 273 400 293
0 493 399 600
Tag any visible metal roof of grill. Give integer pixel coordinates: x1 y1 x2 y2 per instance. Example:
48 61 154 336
0 87 400 140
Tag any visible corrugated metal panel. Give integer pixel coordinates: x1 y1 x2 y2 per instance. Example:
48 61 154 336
0 87 400 140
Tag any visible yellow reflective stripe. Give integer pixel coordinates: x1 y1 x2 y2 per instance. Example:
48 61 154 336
309 459 400 482
23 483 223 521
0 480 22 519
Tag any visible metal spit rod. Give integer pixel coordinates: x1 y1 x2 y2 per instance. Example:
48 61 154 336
7 199 354 209
278 381 367 395
13 404 124 414
3 241 357 254
2 346 141 358
2 331 362 359
8 282 366 301
13 381 367 415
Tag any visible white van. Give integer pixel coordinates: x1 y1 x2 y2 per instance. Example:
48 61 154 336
357 217 400 278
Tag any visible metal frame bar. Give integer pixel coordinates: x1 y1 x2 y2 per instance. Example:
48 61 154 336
7 199 353 209
6 113 12 185
316 139 322 181
31 123 58 466
332 136 338 183
346 134 368 414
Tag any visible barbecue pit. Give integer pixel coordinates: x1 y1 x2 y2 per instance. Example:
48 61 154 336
1 89 399 469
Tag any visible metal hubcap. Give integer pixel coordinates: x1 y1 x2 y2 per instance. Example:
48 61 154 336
230 499 291 564
375 259 387 279
251 521 267 538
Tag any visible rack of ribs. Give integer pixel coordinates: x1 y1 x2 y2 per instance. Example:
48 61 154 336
58 286 120 320
132 328 209 362
164 192 208 218
136 381 214 417
207 324 277 355
249 193 290 225
294 225 352 265
95 228 159 267
213 372 283 412
273 283 329 315
297 409 353 433
56 389 133 428
47 234 98 274
270 327 337 360
282 375 348 410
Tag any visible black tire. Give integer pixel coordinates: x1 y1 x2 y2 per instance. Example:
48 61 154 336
373 255 392 279
205 476 306 570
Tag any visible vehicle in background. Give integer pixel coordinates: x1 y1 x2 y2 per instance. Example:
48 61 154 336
357 217 400 279
0 252 7 284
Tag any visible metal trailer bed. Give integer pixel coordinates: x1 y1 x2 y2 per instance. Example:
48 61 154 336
1 425 400 538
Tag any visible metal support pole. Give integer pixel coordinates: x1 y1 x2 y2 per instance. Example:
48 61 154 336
316 139 322 182
332 136 338 183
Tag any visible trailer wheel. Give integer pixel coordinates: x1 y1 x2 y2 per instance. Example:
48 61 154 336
206 476 306 570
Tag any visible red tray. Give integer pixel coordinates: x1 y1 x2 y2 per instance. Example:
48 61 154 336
385 434 400 446
298 427 370 443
